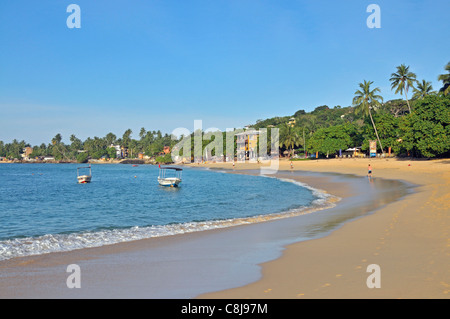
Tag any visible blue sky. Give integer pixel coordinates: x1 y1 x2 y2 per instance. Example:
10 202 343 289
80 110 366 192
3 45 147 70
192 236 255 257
0 0 449 145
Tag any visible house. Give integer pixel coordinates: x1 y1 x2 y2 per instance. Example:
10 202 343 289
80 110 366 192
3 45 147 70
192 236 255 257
110 144 123 158
343 147 364 158
288 117 296 127
21 147 33 160
236 129 259 162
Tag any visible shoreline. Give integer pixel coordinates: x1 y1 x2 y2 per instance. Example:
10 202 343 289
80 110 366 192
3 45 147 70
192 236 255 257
198 158 450 299
0 159 420 298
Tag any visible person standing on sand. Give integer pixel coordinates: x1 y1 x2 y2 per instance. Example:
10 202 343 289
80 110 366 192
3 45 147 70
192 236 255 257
368 164 372 178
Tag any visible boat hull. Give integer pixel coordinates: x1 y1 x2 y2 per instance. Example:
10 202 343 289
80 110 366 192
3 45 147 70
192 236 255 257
77 175 92 184
158 177 181 187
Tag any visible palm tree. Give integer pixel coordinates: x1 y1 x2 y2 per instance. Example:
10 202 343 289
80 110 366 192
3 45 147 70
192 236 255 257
51 133 67 160
438 61 450 95
353 80 384 155
122 129 133 147
390 64 417 113
105 132 117 146
51 133 62 145
139 127 146 140
280 123 301 158
302 114 318 136
412 79 435 99
69 134 82 153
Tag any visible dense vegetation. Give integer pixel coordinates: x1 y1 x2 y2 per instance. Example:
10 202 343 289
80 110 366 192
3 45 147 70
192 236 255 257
254 62 450 159
1 62 449 162
0 129 178 163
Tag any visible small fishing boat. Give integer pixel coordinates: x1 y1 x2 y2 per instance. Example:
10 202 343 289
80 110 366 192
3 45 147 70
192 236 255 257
158 166 182 187
77 165 92 184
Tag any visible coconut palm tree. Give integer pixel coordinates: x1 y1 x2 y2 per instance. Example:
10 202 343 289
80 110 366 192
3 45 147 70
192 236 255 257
390 64 417 113
280 123 301 158
122 129 133 147
412 79 435 99
302 114 318 136
139 127 147 140
105 132 117 145
353 80 384 155
51 133 63 145
438 61 450 95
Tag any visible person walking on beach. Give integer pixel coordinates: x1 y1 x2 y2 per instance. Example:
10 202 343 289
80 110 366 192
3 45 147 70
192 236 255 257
368 164 373 178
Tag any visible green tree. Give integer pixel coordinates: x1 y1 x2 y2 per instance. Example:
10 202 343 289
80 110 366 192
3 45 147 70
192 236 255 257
139 127 146 140
0 141 5 157
122 129 133 148
106 147 117 159
369 112 402 155
155 153 173 164
302 114 318 136
403 95 450 157
280 124 301 157
308 124 355 157
69 134 82 159
50 133 69 160
412 80 435 100
353 80 384 155
76 152 88 163
390 64 417 113
438 61 450 95
92 149 107 160
7 139 26 159
105 132 117 146
128 139 138 158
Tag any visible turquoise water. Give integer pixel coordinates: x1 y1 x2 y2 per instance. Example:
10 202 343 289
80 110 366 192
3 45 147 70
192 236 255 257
0 164 324 261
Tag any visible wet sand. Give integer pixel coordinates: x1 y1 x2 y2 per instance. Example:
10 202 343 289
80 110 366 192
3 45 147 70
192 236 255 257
0 161 415 298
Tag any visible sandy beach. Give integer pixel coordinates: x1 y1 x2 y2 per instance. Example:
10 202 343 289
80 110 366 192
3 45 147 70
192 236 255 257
0 158 448 299
199 158 450 299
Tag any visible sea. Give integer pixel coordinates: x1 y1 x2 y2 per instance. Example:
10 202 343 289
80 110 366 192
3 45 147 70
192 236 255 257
0 163 330 261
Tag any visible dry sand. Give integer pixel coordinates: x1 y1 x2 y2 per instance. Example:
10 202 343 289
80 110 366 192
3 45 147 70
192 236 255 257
199 157 450 299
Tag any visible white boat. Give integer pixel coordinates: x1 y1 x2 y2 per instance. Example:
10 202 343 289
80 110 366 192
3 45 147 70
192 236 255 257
77 165 92 184
158 166 182 187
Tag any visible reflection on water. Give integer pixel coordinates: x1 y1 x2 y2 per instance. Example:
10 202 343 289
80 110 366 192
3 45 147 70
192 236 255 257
272 171 414 241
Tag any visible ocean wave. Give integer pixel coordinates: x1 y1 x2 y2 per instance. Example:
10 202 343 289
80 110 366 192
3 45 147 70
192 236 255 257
0 175 341 261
